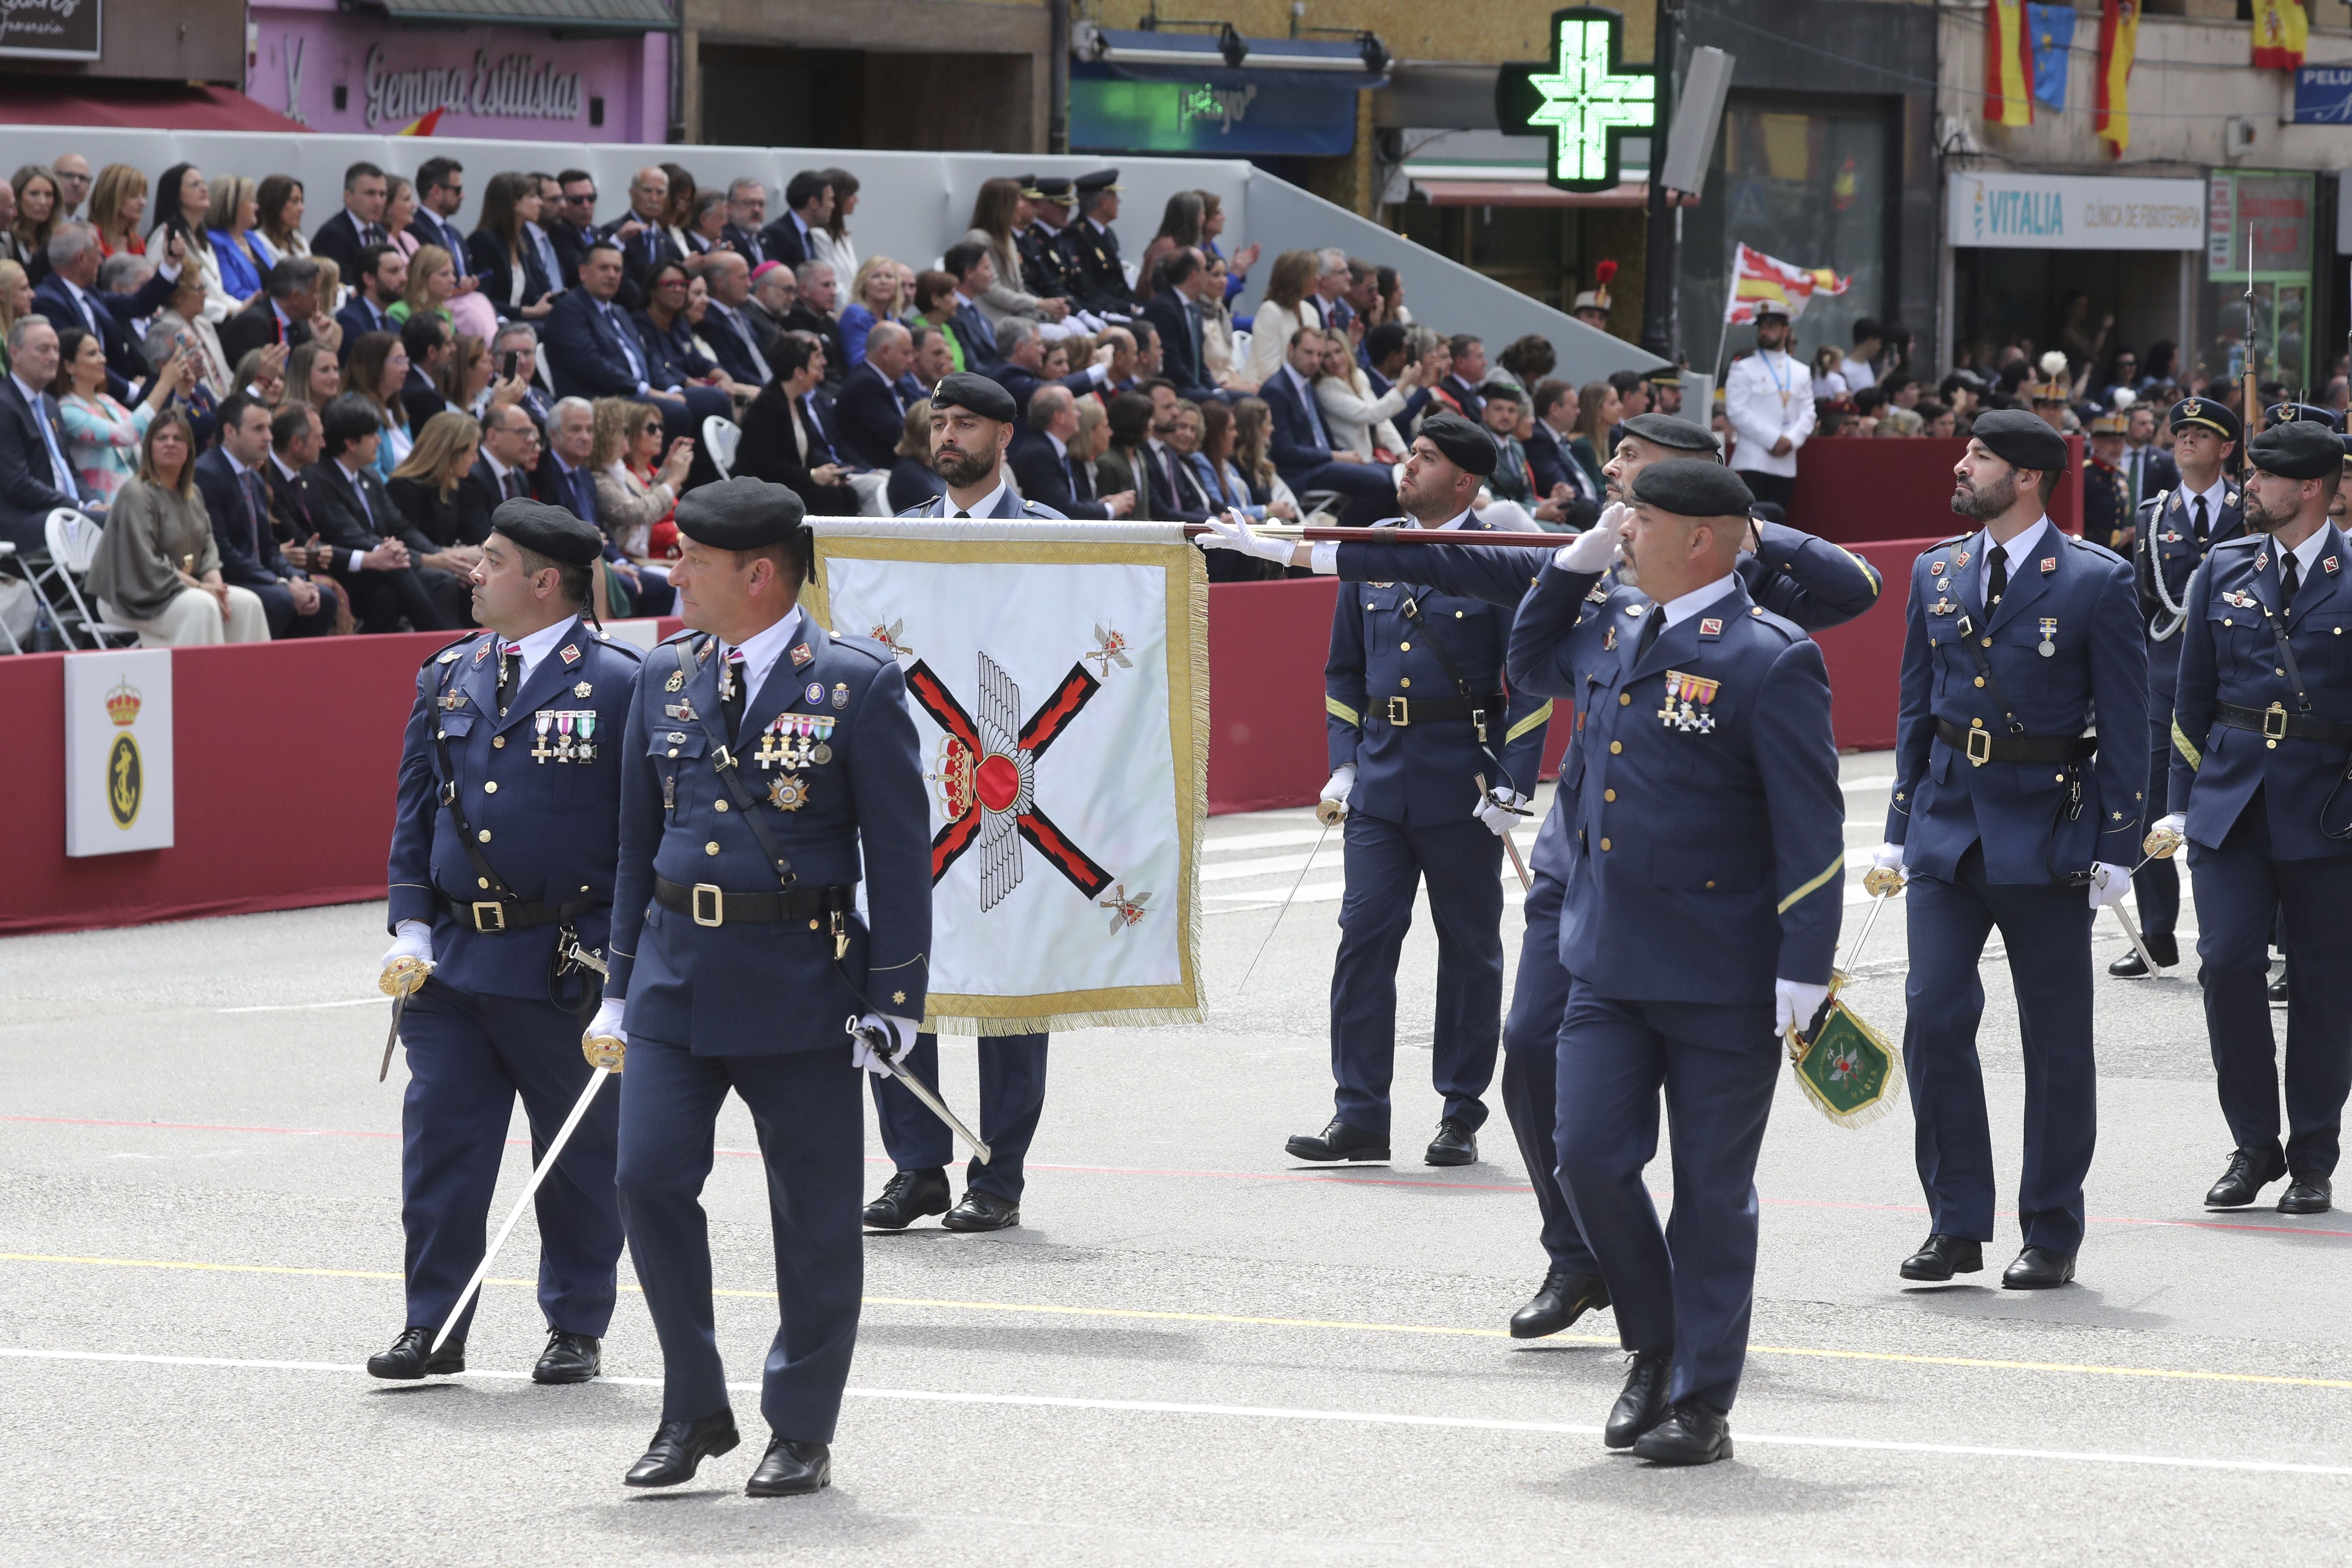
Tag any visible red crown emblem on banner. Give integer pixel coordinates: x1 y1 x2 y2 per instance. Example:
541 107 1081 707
105 678 142 727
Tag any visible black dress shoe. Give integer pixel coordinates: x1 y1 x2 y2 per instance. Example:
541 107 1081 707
941 1189 1020 1231
624 1411 741 1487
1899 1233 1984 1281
744 1436 831 1497
1509 1270 1610 1340
2280 1176 2333 1215
2002 1246 2076 1289
1632 1401 1733 1465
367 1326 464 1380
1285 1117 1390 1163
2107 932 2177 977
863 1167 952 1230
1425 1118 1477 1167
533 1330 600 1384
2205 1145 2286 1208
1604 1348 1672 1449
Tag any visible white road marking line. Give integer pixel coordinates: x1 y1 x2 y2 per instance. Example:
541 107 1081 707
218 997 390 1014
4 1347 2346 1479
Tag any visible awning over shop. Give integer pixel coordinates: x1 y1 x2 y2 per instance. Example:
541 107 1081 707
0 80 306 132
342 0 677 32
1411 176 1647 208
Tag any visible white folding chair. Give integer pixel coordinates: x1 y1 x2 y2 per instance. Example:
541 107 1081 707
701 416 742 481
847 471 891 518
1230 328 1252 367
0 540 27 653
36 508 138 648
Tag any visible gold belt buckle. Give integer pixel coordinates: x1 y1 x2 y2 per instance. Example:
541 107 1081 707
692 883 725 927
2264 704 2289 741
1386 696 1411 726
470 901 505 933
1965 727 1993 767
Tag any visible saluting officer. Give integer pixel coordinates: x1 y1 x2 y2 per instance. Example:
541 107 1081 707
1064 168 1135 319
862 372 1068 1235
2116 396 2247 976
2159 418 2352 1216
1285 414 1550 1169
1874 410 2147 1290
372 499 637 1385
595 478 931 1497
1510 459 1846 1466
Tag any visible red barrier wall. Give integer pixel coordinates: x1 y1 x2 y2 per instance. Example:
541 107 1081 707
1788 435 2083 546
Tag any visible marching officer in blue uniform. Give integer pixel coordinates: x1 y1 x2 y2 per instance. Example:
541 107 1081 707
2116 396 2246 976
596 477 932 1497
1204 410 1880 1340
1284 414 1550 1169
2156 418 2352 1216
1510 459 1846 1465
863 372 1068 1235
1873 410 2147 1290
373 498 637 1385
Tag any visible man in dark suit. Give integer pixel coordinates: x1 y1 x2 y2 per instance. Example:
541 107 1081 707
745 263 796 358
733 333 860 516
1441 336 1489 421
2123 403 2180 510
784 260 848 392
543 240 705 440
464 402 543 534
548 170 600 293
1260 328 1396 526
755 170 833 271
303 392 469 632
1010 386 1133 520
194 392 337 639
1141 246 1219 401
980 318 1112 441
0 316 101 549
408 157 474 283
33 222 181 401
401 314 457 434
489 321 556 434
220 257 321 369
264 403 338 578
337 244 405 348
940 241 1001 366
532 392 673 615
602 165 679 311
308 162 391 282
696 251 772 389
833 321 914 470
720 177 768 266
1140 402 1213 523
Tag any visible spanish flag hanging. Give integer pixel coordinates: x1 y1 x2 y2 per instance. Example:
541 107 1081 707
2095 0 2141 157
1984 0 2034 127
2251 0 2308 70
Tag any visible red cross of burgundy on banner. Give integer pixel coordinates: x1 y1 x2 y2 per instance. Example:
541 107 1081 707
906 652 1115 910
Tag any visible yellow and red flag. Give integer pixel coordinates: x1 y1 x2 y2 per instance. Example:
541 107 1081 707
1724 244 1850 325
2251 0 2308 70
1984 0 2034 127
2095 0 2141 156
395 107 444 137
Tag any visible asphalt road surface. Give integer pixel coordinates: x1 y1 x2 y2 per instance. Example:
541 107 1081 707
5 749 2346 1566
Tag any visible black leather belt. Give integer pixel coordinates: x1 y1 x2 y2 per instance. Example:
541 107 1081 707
1935 718 2098 766
1375 692 1506 728
2217 703 2352 747
439 894 599 934
655 876 852 928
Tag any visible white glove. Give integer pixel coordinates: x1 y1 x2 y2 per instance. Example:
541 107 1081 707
2086 861 2134 910
1862 841 1906 897
1199 511 1295 565
850 1014 921 1075
581 996 628 1071
585 996 626 1044
1320 764 1355 808
2152 812 2185 837
1476 787 1528 838
1553 508 1624 574
1776 979 1831 1039
382 920 432 971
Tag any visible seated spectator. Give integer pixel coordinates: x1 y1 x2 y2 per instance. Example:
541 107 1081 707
835 319 916 470
744 260 796 356
438 332 496 418
10 165 60 279
337 243 403 345
302 390 468 631
36 221 181 401
655 162 703 270
1479 381 1539 508
1525 378 1598 526
1242 250 1316 386
1141 247 1222 401
1195 395 1298 524
144 264 233 404
786 258 848 389
912 267 971 373
398 314 455 433
389 408 490 551
306 161 386 283
939 241 1003 366
907 318 953 397
1011 383 1131 520
1568 379 1618 494
1198 190 1259 303
1810 346 1849 400
1 317 105 549
282 340 340 410
735 330 858 514
1135 190 1202 307
463 401 542 533
719 177 767 266
685 189 729 265
1315 327 1422 460
256 174 307 263
151 164 233 322
590 396 689 563
837 255 904 368
264 401 351 617
0 260 29 377
488 319 553 430
887 396 946 514
983 317 1112 440
89 164 147 261
467 172 555 324
389 243 458 328
633 259 727 398
696 251 772 389
1918 399 1956 438
811 167 859 277
55 323 187 506
1874 406 1924 438
756 168 833 269
193 390 337 639
544 239 719 442
527 392 669 615
1606 368 1652 445
341 329 415 479
206 176 269 304
230 346 289 409
1095 391 1155 518
1441 335 1490 419
85 408 269 644
381 177 423 263
220 257 323 368
963 177 1069 335
1494 333 1556 393
53 154 89 224
1256 325 1397 526
1200 255 1253 393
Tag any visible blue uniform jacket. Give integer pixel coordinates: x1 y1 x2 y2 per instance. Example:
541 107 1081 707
1325 517 1552 823
897 486 1066 523
2169 527 2352 861
387 619 643 1000
606 621 932 1054
2135 482 2247 692
1509 565 1845 1001
1886 526 2147 884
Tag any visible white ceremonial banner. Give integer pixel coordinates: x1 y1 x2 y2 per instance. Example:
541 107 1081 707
805 519 1207 1035
63 648 174 856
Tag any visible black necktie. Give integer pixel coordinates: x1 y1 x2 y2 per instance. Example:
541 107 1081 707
504 468 525 500
496 641 522 715
1988 547 2008 609
239 469 267 557
1636 607 1662 660
2282 551 2302 608
721 649 747 741
2193 496 2209 548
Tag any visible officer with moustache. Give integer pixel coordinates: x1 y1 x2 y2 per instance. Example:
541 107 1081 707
2116 396 2246 976
1203 410 1880 1340
2157 419 2352 1215
373 499 637 1385
1510 459 1845 1465
595 478 931 1497
1874 410 2147 1290
861 373 1065 1236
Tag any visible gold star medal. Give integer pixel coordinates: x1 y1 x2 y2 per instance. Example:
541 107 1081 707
768 773 809 812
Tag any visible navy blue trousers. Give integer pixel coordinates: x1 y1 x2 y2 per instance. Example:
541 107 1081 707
615 1039 863 1439
1499 861 1602 1275
1329 810 1501 1137
1901 844 2098 1255
2130 708 2181 938
870 1032 1049 1201
1553 982 1780 1413
2189 794 2352 1177
396 983 622 1339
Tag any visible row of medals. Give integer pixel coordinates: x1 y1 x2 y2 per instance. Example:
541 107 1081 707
758 714 836 812
532 710 598 762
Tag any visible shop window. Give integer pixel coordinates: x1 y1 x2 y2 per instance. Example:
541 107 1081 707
2205 169 2315 390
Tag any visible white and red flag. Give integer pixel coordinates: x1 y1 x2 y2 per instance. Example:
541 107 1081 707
1723 243 1851 325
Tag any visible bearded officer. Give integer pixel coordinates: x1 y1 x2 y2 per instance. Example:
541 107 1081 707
1205 410 1880 1339
1510 458 1844 1465
2116 396 2247 976
1874 410 2147 1290
594 477 931 1496
373 499 636 1384
2159 419 2352 1215
862 371 1064 1235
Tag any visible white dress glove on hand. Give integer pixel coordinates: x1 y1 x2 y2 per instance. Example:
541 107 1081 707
1320 764 1356 807
1775 979 1831 1039
1475 787 1528 839
382 920 432 971
1861 841 1907 897
1553 512 1623 574
2086 861 2134 910
850 1014 921 1075
2152 812 2186 838
1200 511 1296 564
585 996 627 1045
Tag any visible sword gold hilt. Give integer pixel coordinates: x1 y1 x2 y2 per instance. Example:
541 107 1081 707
1315 798 1347 827
378 956 433 998
581 1033 626 1073
2142 825 2184 861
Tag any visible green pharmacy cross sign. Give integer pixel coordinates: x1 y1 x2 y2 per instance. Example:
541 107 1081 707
1496 7 1658 193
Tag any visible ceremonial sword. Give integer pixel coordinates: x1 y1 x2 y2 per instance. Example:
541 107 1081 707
848 1017 991 1163
1475 772 1533 893
1237 798 1342 995
377 958 433 1082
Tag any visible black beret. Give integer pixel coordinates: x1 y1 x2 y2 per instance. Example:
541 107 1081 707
931 371 1017 423
490 498 603 566
1417 411 1497 477
1619 411 1716 452
2266 401 2344 433
2247 419 2346 481
674 476 805 549
2169 395 2242 446
1632 457 1753 518
1970 408 2070 474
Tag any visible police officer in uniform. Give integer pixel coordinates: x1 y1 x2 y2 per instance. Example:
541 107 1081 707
1284 414 1549 1168
1064 169 1135 319
1018 175 1080 304
372 499 637 1384
595 477 931 1496
2082 411 2135 554
1873 410 2147 1289
2116 396 2247 976
1510 459 1846 1465
2157 418 2352 1215
862 372 1069 1234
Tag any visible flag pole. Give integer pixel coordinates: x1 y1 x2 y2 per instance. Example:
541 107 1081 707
1712 241 1742 390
